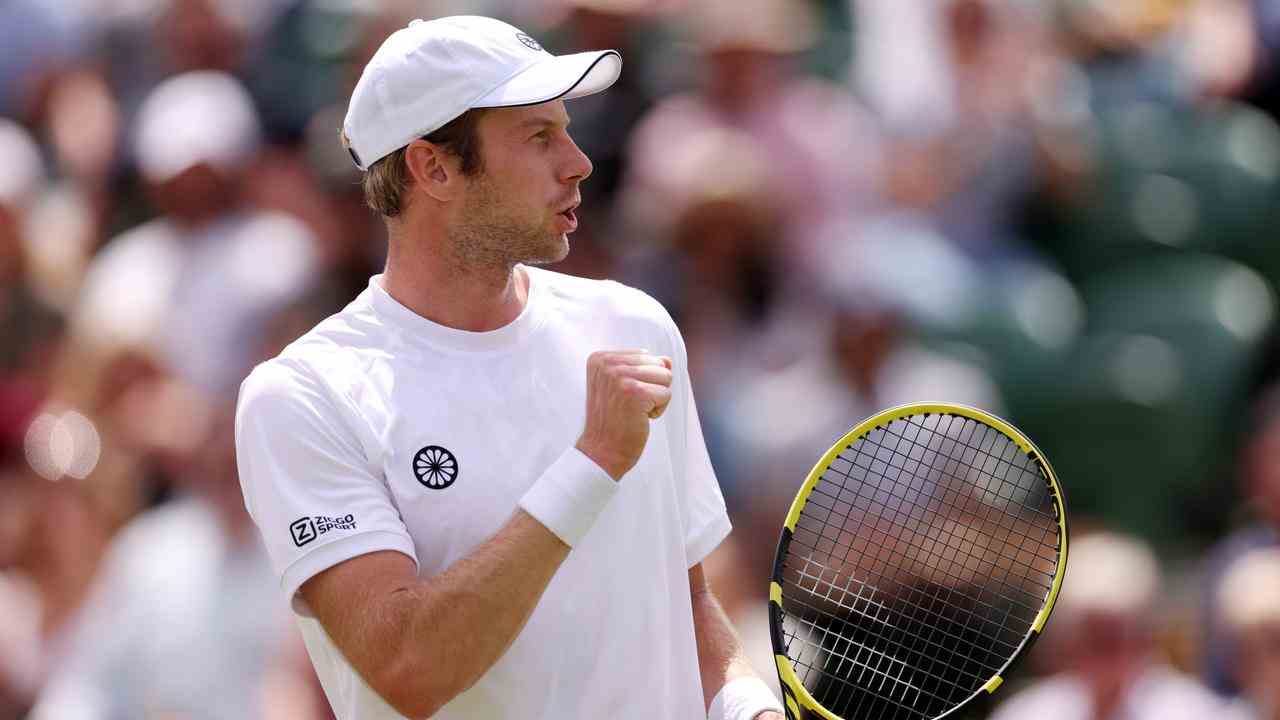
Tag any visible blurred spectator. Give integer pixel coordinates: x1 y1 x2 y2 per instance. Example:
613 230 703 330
990 532 1225 720
23 67 123 305
99 0 287 116
1202 387 1280 695
0 119 65 453
851 0 952 138
28 403 320 720
0 458 113 717
1215 548 1280 720
158 0 249 75
1241 0 1280 116
543 0 665 209
854 0 1052 259
245 1 380 143
617 129 787 388
0 0 87 119
1181 0 1259 102
1054 0 1188 110
621 0 881 276
245 104 385 310
712 227 1003 512
69 70 316 396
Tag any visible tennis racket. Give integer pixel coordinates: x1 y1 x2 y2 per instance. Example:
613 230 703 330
769 403 1068 720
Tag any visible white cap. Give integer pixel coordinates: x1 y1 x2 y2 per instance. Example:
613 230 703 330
342 15 622 171
1060 531 1160 616
689 0 818 53
133 71 262 184
0 119 45 206
1218 548 1280 632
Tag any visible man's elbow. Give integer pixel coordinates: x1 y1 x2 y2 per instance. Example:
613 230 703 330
370 652 468 719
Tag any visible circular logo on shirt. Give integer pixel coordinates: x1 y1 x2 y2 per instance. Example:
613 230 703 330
516 33 543 52
413 445 459 490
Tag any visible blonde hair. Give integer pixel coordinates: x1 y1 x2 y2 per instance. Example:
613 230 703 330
362 146 412 217
351 109 488 218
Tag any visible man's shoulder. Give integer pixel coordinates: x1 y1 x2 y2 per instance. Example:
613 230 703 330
241 292 385 406
287 285 389 354
532 266 673 326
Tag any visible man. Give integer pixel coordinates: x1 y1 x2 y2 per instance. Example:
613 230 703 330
1216 548 1280 720
72 70 315 395
1202 387 1280 696
235 16 784 720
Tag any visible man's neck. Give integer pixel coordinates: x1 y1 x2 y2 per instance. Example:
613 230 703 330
382 224 529 332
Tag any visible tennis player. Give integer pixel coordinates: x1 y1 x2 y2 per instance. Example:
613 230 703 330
235 16 784 720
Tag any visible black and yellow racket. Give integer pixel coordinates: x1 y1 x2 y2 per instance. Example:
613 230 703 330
769 403 1068 720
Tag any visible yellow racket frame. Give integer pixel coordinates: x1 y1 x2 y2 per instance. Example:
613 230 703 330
769 402 1069 720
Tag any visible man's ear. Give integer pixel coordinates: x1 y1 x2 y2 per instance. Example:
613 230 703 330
404 140 461 203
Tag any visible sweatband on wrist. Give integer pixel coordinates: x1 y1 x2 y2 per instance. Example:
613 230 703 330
518 447 618 547
708 677 784 720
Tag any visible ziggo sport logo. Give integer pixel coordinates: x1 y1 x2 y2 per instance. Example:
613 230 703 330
290 514 357 547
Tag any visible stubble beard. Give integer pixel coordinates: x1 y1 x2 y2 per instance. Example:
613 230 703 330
446 174 569 276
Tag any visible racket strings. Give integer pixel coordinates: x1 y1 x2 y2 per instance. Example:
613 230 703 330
787 538 1027 656
782 542 1014 715
779 413 1062 719
876 422 1058 523
847 413 1057 591
784 571 1002 688
800 443 1051 627
778 415 1059 712
797 484 1050 617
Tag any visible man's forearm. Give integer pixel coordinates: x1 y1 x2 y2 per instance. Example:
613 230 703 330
690 565 777 715
367 509 569 716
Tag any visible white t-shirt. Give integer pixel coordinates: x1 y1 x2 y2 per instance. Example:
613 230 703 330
29 498 294 720
235 267 732 719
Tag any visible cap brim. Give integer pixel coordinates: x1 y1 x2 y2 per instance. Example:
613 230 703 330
473 50 621 108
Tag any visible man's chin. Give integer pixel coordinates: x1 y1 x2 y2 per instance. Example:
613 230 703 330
522 235 570 266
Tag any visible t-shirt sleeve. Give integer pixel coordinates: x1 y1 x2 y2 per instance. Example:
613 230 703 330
663 313 732 567
235 360 417 616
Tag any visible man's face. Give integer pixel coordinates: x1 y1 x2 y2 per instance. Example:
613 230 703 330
447 101 592 270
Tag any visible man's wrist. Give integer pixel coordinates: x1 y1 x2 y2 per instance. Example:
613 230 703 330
708 677 784 720
518 446 618 547
573 439 628 481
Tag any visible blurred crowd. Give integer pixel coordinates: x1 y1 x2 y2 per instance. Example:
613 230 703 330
2 0 1280 718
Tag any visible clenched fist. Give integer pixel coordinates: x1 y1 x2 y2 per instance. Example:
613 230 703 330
574 350 673 481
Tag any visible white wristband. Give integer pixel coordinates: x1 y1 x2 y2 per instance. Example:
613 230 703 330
518 447 618 547
708 677 784 720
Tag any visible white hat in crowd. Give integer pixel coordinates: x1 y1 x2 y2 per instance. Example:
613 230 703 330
1218 547 1280 632
133 70 262 184
1059 531 1160 616
342 15 622 171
